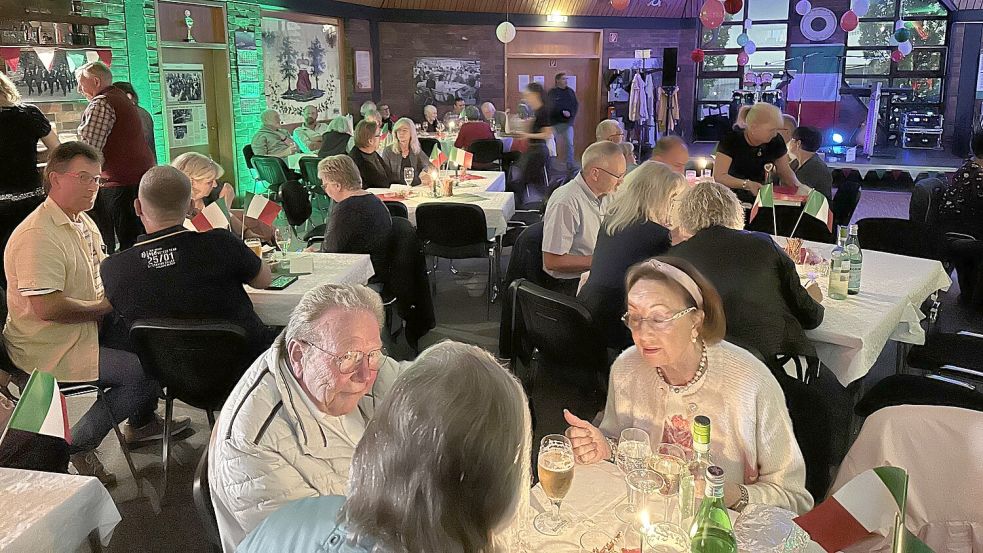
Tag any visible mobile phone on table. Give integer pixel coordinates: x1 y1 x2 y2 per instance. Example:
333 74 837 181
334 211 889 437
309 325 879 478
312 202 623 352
267 275 298 290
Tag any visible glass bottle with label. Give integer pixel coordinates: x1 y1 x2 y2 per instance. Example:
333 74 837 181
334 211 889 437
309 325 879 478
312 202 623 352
845 224 863 295
679 415 712 523
828 226 850 300
689 466 738 553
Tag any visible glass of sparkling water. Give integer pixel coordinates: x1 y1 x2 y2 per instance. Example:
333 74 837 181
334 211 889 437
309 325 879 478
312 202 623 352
615 428 652 522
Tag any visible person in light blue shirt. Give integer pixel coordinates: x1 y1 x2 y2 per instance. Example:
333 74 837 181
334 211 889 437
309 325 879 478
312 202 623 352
238 341 532 553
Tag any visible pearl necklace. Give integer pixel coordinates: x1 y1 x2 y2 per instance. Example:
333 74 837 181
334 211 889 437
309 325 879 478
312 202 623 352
657 340 708 394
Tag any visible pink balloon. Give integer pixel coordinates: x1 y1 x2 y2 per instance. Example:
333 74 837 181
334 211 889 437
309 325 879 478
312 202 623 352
840 10 859 32
891 49 904 62
737 51 750 66
700 0 725 29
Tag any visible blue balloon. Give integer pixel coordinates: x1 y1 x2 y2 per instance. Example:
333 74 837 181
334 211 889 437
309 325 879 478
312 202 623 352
737 33 749 46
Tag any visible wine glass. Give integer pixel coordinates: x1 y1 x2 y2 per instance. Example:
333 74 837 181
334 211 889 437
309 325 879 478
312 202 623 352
650 443 687 524
403 166 415 186
615 428 652 522
626 468 666 527
534 434 575 536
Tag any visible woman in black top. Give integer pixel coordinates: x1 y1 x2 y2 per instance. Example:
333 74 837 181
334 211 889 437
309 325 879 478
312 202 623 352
513 82 553 204
579 161 686 349
940 130 983 239
0 72 60 288
317 154 393 283
713 102 805 203
380 117 432 187
318 115 354 158
348 120 393 188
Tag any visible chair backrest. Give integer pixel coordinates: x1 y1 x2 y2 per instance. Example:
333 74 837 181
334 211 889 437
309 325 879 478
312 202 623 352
831 181 862 228
193 442 222 548
503 221 559 290
856 217 934 258
468 139 504 164
384 201 409 219
419 138 439 157
298 157 322 190
251 156 290 188
855 374 983 416
415 203 488 247
242 144 256 170
279 180 313 227
129 319 251 411
909 177 945 227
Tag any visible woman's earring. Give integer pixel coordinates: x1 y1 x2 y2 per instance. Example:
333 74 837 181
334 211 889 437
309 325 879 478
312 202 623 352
691 326 699 343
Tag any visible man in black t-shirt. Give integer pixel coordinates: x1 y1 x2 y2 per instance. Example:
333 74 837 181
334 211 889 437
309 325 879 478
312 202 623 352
101 166 274 356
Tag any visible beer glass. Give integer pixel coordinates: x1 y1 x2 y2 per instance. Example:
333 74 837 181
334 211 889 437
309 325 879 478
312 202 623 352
534 434 575 536
615 428 651 522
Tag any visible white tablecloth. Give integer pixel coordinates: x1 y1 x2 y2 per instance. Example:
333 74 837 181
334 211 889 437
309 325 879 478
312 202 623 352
420 133 558 157
246 252 375 326
0 468 121 553
285 152 315 172
785 238 952 386
366 189 516 237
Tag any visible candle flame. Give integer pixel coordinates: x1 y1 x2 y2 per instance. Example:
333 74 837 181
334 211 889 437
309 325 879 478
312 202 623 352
639 509 651 529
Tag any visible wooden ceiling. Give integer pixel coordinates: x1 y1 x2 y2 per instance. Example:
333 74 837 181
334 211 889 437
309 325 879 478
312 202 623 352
337 0 694 18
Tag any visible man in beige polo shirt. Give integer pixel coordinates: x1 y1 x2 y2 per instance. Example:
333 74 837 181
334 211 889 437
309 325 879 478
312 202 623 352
3 142 183 484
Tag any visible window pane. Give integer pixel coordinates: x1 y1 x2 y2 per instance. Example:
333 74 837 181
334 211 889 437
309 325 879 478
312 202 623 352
845 50 891 75
849 22 894 46
747 50 787 75
703 54 739 72
894 77 942 102
897 49 943 71
907 20 946 46
901 0 947 17
746 23 788 48
845 76 891 90
861 0 897 18
698 78 741 101
748 0 789 20
701 24 742 49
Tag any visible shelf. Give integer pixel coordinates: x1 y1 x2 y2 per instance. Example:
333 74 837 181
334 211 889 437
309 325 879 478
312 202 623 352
0 10 109 26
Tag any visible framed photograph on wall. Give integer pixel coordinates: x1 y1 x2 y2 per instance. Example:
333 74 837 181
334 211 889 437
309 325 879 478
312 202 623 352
163 68 204 104
261 15 344 122
354 50 372 92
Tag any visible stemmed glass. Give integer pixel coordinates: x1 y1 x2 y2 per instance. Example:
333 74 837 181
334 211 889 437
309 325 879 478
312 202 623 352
403 167 415 186
615 428 652 522
650 443 687 523
534 434 575 536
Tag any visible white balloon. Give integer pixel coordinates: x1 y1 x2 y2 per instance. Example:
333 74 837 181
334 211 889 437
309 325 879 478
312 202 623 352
895 20 905 30
744 40 757 54
852 0 869 17
795 0 811 16
898 40 913 55
496 21 516 44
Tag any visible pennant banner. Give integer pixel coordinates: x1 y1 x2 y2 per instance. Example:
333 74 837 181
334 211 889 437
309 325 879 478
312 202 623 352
0 47 20 72
36 47 56 71
66 51 86 72
85 50 100 63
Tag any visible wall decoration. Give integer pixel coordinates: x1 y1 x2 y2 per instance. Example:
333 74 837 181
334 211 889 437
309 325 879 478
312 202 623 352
691 49 705 63
163 64 209 149
6 50 83 103
238 65 259 82
852 0 869 17
238 49 257 66
163 68 204 104
840 10 859 32
235 31 256 50
167 105 208 147
413 57 480 106
800 7 837 42
354 50 372 92
261 16 342 123
240 81 262 98
795 0 812 16
240 97 263 115
699 0 725 29
496 21 517 44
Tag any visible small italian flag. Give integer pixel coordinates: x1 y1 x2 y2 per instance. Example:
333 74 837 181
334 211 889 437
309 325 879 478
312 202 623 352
749 183 774 223
190 197 231 232
802 189 834 232
1 371 71 445
429 144 448 168
379 132 395 149
245 193 282 227
794 467 934 553
450 147 474 169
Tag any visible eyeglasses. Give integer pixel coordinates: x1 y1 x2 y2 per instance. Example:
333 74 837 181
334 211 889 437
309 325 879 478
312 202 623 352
61 172 106 187
596 166 626 182
621 307 696 332
607 132 625 140
298 340 387 374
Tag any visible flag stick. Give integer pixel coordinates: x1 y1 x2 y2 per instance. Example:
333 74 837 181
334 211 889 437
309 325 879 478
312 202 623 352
772 202 778 237
789 209 806 238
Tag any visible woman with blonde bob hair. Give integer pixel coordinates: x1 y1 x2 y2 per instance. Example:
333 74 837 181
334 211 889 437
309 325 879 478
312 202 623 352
578 161 687 348
381 117 432 187
170 151 235 215
564 256 813 515
238 340 532 553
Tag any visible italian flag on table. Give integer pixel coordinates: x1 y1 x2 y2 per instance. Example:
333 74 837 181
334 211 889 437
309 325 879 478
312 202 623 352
1 371 71 445
794 467 934 553
802 189 834 232
190 197 231 231
749 183 774 223
450 147 474 169
429 144 448 168
245 193 282 227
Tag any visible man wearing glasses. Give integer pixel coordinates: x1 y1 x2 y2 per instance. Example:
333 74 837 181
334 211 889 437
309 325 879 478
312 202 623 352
3 141 164 484
595 119 625 144
542 141 626 295
209 283 403 552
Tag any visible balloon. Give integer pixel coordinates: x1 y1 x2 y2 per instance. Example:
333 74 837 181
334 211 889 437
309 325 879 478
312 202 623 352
895 20 906 30
891 49 904 62
795 0 811 16
889 35 899 46
700 0 725 29
691 48 706 63
495 21 516 44
744 19 753 30
744 40 757 54
840 10 859 32
898 40 913 55
737 33 749 46
894 28 911 42
852 0 869 17
724 0 743 15
737 51 750 66
611 0 630 9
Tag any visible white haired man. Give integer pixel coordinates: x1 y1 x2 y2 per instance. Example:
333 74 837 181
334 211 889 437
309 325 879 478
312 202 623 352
209 283 403 552
292 106 328 153
595 119 625 144
480 101 508 130
250 109 298 158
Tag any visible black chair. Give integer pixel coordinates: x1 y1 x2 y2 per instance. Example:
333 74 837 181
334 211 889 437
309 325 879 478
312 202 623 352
419 138 439 157
242 144 256 171
279 180 312 230
906 330 983 386
251 155 294 200
415 203 499 317
855 373 983 417
468 139 504 171
384 201 409 219
382 217 436 351
831 180 861 228
909 177 945 227
947 236 983 310
746 206 835 243
193 443 222 552
297 156 321 190
129 319 252 492
856 217 936 259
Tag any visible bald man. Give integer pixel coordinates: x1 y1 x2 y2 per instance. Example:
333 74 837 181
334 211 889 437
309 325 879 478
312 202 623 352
595 119 625 144
251 110 297 157
101 165 273 357
651 136 689 174
292 106 328 153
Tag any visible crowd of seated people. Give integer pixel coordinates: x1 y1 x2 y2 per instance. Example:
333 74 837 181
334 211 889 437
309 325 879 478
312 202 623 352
380 117 432 187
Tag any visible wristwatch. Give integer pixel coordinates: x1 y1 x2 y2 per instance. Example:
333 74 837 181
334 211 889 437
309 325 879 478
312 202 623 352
732 484 749 511
741 179 749 190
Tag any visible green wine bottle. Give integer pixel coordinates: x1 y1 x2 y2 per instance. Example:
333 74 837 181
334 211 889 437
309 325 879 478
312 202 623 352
689 465 737 553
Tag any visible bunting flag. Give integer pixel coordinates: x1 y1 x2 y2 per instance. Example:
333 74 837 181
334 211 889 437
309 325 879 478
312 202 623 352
0 47 20 72
66 51 86 72
429 144 448 168
85 50 100 63
1 371 71 445
802 189 834 231
785 43 845 128
190 197 231 231
749 183 774 223
97 49 112 67
450 147 474 169
245 193 282 226
35 48 57 71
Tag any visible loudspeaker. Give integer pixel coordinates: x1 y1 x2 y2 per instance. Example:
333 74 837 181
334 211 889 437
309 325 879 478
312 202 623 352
662 48 678 87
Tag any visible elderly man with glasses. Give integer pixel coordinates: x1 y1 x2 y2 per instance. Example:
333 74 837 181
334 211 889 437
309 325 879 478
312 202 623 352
209 283 403 553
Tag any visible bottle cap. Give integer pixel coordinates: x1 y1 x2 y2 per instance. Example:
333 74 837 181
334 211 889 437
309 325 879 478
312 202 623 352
706 465 725 484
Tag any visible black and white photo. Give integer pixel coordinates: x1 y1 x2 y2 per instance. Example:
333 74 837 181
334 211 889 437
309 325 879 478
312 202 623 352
413 57 480 106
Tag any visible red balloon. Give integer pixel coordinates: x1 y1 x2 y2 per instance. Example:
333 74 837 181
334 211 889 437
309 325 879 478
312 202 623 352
700 0 725 29
691 49 706 63
724 0 743 15
840 10 859 32
611 0 630 9
891 49 904 62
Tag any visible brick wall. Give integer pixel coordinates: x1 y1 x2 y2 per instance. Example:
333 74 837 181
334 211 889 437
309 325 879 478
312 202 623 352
377 22 505 121
228 1 264 193
345 18 373 116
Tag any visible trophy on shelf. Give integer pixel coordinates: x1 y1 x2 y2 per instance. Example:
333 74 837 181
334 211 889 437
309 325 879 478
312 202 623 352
183 10 196 43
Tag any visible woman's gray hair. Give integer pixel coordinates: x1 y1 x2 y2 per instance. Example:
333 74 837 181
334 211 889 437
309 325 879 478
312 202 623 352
676 180 745 233
317 154 363 191
462 105 481 120
389 117 422 155
341 340 531 553
424 104 438 118
276 284 383 357
604 161 686 235
326 115 352 135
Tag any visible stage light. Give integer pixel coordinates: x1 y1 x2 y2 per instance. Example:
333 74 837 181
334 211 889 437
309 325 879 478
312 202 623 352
832 132 844 144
